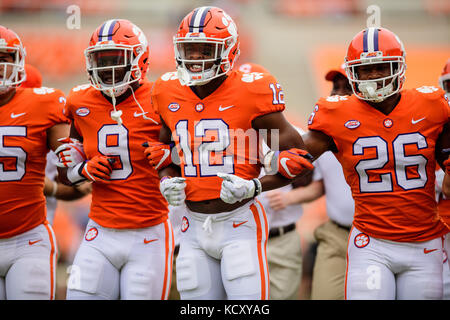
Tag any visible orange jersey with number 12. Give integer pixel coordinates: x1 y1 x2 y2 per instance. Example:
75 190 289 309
308 86 450 242
152 70 286 201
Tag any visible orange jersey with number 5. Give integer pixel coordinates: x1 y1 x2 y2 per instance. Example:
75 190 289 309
152 70 286 201
308 86 450 242
0 87 69 238
65 81 168 229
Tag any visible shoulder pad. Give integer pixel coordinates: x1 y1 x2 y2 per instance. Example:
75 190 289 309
316 95 351 110
413 86 446 101
238 71 279 95
70 83 91 94
32 87 57 95
152 72 179 96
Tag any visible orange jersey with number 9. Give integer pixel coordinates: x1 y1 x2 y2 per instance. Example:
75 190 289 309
65 81 168 229
152 70 286 201
308 86 450 242
0 87 69 238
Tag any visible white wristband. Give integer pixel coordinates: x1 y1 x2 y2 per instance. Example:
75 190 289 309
67 161 87 185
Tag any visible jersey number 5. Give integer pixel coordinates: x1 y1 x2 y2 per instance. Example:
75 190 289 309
0 126 27 181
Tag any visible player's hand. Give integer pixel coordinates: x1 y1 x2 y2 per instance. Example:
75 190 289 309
265 190 289 211
55 137 86 168
159 176 186 206
81 156 114 182
267 148 314 179
444 156 450 175
217 172 261 204
143 141 172 170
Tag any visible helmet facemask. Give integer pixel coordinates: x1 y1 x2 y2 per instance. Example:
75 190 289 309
85 44 143 97
174 35 237 86
439 74 450 95
345 53 406 103
0 46 26 94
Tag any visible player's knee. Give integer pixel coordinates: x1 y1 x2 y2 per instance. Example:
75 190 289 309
123 267 155 299
176 255 199 292
67 258 103 295
222 241 256 281
11 258 51 299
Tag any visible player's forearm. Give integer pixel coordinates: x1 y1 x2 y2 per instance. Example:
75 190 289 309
444 173 450 198
55 183 91 201
285 180 324 205
158 163 181 179
259 172 307 192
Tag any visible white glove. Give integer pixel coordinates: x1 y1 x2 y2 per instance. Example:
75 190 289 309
160 176 186 206
55 137 86 168
217 172 261 204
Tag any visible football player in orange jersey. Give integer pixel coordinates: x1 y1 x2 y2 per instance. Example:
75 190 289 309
437 58 450 299
444 158 450 198
56 19 174 300
21 64 92 225
148 7 314 300
440 59 450 200
300 27 450 299
0 26 70 300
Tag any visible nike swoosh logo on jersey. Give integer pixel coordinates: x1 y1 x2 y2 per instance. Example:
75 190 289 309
134 111 147 117
11 112 26 118
411 117 426 124
424 248 437 254
134 111 159 124
218 105 235 111
29 239 42 245
155 149 170 169
144 238 158 244
233 221 248 228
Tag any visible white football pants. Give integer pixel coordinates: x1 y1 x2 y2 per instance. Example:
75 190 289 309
346 226 444 300
66 219 174 300
176 199 269 300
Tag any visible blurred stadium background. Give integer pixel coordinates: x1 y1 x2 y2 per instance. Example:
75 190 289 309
1 0 448 299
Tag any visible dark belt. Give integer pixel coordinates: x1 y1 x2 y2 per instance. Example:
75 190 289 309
268 223 296 239
332 220 351 231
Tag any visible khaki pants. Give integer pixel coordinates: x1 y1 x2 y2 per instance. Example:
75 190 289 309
267 229 302 300
311 220 349 300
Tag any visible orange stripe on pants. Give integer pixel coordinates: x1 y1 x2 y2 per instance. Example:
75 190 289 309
160 220 174 300
44 221 56 300
250 201 269 300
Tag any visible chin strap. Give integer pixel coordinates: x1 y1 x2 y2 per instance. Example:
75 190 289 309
358 81 394 102
109 88 123 126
